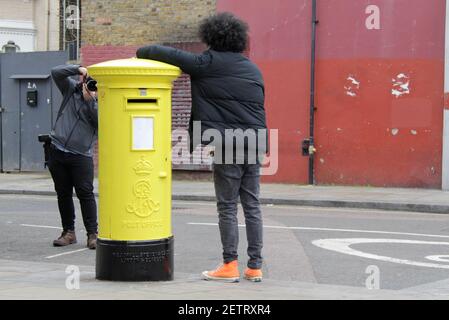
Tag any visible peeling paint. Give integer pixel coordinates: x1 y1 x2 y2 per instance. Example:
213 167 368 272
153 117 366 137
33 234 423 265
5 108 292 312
345 91 357 97
320 158 325 164
344 75 360 97
392 73 410 98
410 130 418 135
347 76 360 86
391 128 399 136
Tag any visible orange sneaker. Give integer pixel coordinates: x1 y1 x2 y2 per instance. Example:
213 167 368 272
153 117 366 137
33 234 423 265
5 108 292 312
202 260 240 283
244 268 263 282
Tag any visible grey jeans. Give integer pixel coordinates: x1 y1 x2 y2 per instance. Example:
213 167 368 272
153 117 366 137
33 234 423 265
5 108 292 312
213 163 263 269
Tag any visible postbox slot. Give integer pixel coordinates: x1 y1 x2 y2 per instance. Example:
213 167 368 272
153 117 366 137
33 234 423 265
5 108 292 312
127 98 158 104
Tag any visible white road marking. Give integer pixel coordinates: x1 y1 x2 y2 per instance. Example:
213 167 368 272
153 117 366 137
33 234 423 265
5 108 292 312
19 224 89 259
21 224 61 229
312 238 449 269
173 201 215 207
20 224 85 233
45 248 89 259
426 255 449 263
187 222 449 239
189 222 247 228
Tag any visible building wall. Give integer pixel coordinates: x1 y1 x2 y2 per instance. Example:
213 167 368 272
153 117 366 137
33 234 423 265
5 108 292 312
0 0 60 52
0 0 35 51
0 0 34 21
34 0 60 51
80 0 445 187
218 0 445 188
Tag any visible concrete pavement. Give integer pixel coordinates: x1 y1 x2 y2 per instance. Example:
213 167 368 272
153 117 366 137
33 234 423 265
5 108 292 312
0 259 447 300
1 172 449 214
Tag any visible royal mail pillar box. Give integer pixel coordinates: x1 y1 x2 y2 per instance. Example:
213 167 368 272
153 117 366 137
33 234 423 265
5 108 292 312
88 58 181 281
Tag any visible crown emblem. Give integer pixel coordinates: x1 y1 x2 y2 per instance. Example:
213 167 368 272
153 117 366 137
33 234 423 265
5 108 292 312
133 157 153 176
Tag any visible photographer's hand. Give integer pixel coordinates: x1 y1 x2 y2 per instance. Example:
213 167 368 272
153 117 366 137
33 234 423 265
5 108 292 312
78 67 88 82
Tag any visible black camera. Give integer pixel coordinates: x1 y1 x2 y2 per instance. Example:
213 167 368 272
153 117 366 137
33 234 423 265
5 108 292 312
38 134 52 168
85 76 97 92
38 134 51 143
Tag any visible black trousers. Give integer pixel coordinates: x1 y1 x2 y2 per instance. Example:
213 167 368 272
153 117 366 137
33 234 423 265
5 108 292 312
48 145 98 234
213 163 263 269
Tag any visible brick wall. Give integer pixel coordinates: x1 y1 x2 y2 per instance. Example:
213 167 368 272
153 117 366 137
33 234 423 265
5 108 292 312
81 0 216 46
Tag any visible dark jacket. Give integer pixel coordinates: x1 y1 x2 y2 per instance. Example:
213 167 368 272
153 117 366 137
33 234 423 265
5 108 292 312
50 65 98 157
136 45 267 163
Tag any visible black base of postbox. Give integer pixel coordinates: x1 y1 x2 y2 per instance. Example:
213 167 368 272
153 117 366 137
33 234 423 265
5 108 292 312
96 236 174 281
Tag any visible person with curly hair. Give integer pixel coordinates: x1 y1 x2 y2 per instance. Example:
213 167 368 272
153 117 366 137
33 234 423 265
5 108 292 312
137 12 267 283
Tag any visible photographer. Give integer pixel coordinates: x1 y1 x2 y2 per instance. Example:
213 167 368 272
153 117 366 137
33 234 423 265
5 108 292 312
48 64 98 249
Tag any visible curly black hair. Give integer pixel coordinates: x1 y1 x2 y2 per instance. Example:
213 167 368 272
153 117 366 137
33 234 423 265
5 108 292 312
199 12 249 53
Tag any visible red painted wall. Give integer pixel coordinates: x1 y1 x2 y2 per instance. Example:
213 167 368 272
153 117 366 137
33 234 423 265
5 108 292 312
217 0 445 187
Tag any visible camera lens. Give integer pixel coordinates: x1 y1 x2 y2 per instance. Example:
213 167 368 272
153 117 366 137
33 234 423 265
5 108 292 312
86 79 97 92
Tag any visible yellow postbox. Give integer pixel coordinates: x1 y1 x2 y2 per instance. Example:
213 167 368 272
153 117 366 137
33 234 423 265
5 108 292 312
88 58 181 281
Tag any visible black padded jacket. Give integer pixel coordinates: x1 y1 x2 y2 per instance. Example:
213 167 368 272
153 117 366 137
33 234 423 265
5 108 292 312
136 45 267 163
